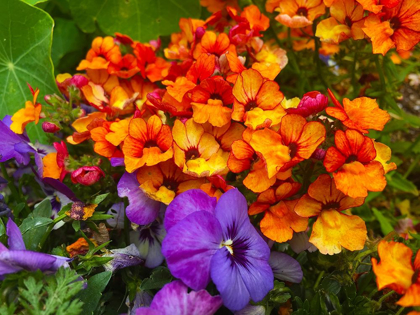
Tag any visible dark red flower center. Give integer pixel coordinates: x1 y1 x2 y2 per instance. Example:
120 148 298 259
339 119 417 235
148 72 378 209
323 201 341 210
345 154 358 164
185 148 200 160
344 16 353 27
144 140 157 148
390 17 401 30
289 143 298 158
245 101 258 111
296 7 308 17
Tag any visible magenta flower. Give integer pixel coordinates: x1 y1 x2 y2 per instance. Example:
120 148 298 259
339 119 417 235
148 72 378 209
135 280 222 315
287 91 328 117
0 220 70 279
71 166 105 186
162 189 274 311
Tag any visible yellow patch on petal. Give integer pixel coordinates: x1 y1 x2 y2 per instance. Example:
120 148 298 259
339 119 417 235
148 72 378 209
374 142 397 174
316 17 351 44
310 209 367 255
244 105 286 130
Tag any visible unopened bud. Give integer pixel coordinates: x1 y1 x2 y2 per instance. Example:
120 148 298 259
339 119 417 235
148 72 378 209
42 121 60 133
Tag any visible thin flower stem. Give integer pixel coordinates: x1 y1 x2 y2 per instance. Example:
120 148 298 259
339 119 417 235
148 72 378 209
1 163 20 201
375 55 386 92
377 290 395 309
39 214 67 250
395 307 405 315
314 270 325 290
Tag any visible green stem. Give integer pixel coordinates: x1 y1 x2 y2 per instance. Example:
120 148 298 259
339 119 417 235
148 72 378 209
314 270 325 290
312 22 328 90
404 155 420 178
39 214 67 250
377 290 395 309
1 163 20 201
375 55 386 92
352 248 376 272
395 307 405 315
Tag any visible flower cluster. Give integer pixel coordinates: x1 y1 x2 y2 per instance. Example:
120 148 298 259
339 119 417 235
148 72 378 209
1 0 419 314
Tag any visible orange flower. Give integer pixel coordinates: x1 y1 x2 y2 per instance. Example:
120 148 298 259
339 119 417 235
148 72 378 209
122 116 173 173
67 112 107 145
199 175 234 200
227 129 256 174
108 54 139 79
249 181 307 242
372 241 420 307
316 0 365 44
10 86 42 134
66 237 91 257
42 142 69 181
324 129 387 198
203 121 245 152
162 77 196 103
200 0 239 13
363 1 420 55
294 174 366 254
77 36 122 71
90 122 121 158
250 114 325 176
193 31 236 59
240 5 270 33
326 89 390 133
189 77 234 127
232 69 286 129
253 42 288 80
374 142 397 174
172 118 227 177
186 54 216 84
356 0 399 13
137 160 205 205
273 0 326 28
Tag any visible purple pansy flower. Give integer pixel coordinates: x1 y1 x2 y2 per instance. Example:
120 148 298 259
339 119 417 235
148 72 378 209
135 280 222 315
0 220 71 279
162 189 274 311
117 172 161 225
103 244 144 272
130 221 166 268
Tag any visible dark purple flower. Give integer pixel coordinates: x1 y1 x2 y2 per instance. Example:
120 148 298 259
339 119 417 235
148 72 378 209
162 189 274 311
234 305 265 315
268 252 303 283
135 280 222 315
117 172 160 225
127 291 153 315
0 220 71 279
130 222 166 268
104 244 144 272
287 91 328 117
288 232 317 254
0 194 11 217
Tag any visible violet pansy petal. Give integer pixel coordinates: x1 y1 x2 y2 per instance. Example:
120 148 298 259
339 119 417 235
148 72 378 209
110 157 125 167
136 309 160 315
0 250 56 271
118 172 161 225
6 220 26 250
210 248 251 311
0 260 22 277
164 189 216 231
149 281 222 315
269 252 303 283
162 211 222 291
214 189 249 239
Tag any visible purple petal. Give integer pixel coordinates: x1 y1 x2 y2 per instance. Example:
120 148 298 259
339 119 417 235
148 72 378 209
0 120 32 165
107 202 125 229
162 211 222 290
210 223 273 311
7 220 25 250
269 252 303 283
143 281 222 315
136 309 159 315
111 157 125 167
0 250 56 272
51 255 72 270
118 172 161 225
164 189 216 231
42 177 79 202
288 232 317 254
131 223 166 268
104 244 144 272
214 189 249 240
0 259 22 276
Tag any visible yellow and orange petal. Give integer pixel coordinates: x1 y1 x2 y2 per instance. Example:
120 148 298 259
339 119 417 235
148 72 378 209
260 200 308 243
372 241 415 294
310 209 366 255
249 128 291 178
374 142 397 174
66 237 91 257
326 92 390 133
10 88 42 134
275 0 326 28
90 125 118 158
77 36 122 71
123 116 173 173
243 159 277 193
316 17 351 44
42 153 61 179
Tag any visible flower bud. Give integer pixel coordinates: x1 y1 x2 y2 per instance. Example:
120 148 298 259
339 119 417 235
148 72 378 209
42 121 60 133
287 91 328 117
71 166 105 186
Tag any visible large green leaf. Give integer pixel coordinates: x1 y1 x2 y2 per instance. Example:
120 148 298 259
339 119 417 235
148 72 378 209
68 0 201 42
0 0 59 142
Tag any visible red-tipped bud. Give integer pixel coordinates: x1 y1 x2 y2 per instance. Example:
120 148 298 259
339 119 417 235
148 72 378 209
42 122 60 133
71 166 105 186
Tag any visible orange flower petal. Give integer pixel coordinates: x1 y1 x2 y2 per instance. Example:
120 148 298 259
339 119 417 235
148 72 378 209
42 153 61 179
397 284 420 307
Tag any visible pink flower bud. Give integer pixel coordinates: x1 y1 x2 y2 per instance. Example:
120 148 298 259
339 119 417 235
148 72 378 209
311 148 326 160
42 122 60 133
71 166 105 186
287 91 328 117
195 27 206 40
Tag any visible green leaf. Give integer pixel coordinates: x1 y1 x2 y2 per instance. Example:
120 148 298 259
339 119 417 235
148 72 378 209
387 172 419 196
19 216 52 250
34 198 53 217
77 271 112 315
51 18 86 71
91 193 109 205
72 220 81 232
22 0 48 5
88 213 113 221
372 208 394 236
68 0 201 42
0 0 59 143
140 267 173 291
